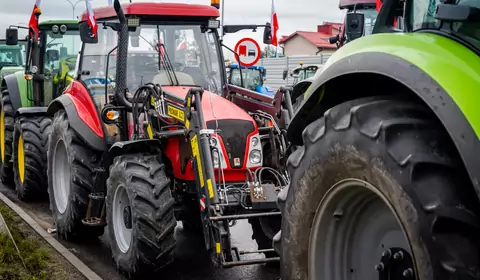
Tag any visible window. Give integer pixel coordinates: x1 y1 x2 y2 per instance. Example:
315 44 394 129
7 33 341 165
230 68 260 91
409 0 480 48
79 23 223 94
43 30 81 79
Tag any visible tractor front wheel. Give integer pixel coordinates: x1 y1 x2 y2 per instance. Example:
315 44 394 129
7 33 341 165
47 110 104 240
277 96 480 280
13 116 52 200
0 90 15 184
107 154 176 277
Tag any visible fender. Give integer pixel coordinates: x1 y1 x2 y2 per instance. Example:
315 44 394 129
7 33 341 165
16 107 47 117
2 71 30 113
107 139 163 166
47 80 106 151
290 32 480 195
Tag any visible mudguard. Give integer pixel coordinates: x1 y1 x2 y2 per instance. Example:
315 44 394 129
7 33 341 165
107 140 163 166
1 71 30 113
47 80 106 151
290 32 480 195
16 107 47 117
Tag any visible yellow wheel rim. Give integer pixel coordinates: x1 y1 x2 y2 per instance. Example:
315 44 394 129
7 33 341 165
18 135 25 183
0 109 5 163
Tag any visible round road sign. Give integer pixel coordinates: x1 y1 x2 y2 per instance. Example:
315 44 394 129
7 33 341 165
234 38 261 67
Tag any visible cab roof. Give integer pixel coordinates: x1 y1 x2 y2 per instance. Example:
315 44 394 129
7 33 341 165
80 2 219 22
39 20 78 26
228 64 265 71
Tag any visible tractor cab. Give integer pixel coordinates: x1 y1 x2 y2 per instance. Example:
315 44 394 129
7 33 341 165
283 62 322 86
328 0 379 46
5 20 80 106
227 63 274 96
0 40 26 70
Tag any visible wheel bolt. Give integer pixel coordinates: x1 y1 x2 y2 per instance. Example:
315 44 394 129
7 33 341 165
394 251 404 260
375 262 384 271
382 249 392 258
402 268 413 278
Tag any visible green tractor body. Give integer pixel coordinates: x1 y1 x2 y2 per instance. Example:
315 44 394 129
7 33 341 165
276 1 480 279
0 19 79 200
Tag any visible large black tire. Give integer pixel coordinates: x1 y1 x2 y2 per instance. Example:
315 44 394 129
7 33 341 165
277 96 480 280
13 116 52 200
47 110 104 240
107 154 176 277
249 216 281 258
0 89 15 184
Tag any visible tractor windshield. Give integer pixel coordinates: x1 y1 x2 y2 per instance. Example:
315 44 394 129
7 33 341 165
409 0 480 48
230 68 262 91
80 23 223 94
0 42 26 68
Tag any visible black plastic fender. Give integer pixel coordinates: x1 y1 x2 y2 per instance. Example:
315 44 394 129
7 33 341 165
2 74 22 113
107 139 163 166
47 95 107 152
16 107 47 117
289 52 480 198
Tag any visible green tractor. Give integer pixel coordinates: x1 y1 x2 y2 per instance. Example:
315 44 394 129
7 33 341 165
275 0 480 279
1 16 79 200
0 39 27 78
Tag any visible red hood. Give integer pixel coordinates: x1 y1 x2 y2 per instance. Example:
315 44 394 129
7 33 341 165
162 86 254 123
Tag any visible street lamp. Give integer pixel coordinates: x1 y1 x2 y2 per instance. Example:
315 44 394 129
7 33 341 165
65 0 84 20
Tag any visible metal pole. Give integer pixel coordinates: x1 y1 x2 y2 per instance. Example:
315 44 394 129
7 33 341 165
65 0 84 19
220 0 225 40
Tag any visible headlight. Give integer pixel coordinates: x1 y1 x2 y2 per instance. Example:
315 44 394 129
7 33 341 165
209 137 218 147
251 137 259 147
249 149 261 164
212 149 220 167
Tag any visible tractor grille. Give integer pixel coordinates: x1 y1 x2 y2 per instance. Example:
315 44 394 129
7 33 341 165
207 120 255 169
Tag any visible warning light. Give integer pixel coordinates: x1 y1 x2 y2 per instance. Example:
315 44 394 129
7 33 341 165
34 8 42 16
106 110 119 121
299 62 304 66
211 0 220 9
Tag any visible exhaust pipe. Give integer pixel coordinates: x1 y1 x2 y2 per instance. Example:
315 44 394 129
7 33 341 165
113 0 132 111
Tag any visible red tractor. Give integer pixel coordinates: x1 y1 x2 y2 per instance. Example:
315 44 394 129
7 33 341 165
46 0 291 277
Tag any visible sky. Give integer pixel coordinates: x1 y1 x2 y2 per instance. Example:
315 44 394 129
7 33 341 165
0 0 345 59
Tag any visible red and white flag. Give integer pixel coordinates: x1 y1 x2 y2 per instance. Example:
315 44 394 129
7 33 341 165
28 0 41 40
85 0 98 37
176 39 186 51
270 0 279 46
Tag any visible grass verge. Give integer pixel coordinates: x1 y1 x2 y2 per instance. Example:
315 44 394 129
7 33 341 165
0 201 85 280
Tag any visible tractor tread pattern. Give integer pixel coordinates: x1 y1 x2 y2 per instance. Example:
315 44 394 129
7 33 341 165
13 116 52 200
107 154 176 276
1 89 15 183
277 96 480 280
47 110 104 240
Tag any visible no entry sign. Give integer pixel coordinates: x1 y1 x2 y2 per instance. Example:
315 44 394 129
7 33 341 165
234 38 261 67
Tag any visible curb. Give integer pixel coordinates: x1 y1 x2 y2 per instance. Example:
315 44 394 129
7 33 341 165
0 192 103 280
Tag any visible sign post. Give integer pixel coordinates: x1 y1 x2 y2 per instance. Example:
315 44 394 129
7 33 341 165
234 38 261 67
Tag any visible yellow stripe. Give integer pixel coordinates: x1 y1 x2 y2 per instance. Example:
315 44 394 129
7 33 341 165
216 242 221 254
207 179 214 198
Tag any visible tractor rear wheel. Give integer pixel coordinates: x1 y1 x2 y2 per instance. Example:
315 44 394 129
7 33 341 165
107 154 176 277
0 90 15 184
13 116 52 200
277 96 480 280
47 110 104 240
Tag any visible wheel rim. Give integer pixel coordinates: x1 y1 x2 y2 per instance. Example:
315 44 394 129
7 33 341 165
17 135 25 183
52 139 70 214
1 108 5 163
308 178 413 280
113 184 132 253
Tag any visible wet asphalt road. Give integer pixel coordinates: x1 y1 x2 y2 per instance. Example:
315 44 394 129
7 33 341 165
0 183 280 280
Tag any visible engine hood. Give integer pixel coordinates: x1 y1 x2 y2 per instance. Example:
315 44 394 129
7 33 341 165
162 86 255 123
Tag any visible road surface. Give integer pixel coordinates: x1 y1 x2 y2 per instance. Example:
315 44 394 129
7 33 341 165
0 183 280 280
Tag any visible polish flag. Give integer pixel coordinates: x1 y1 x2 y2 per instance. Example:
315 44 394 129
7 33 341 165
270 0 279 46
176 39 186 51
28 0 41 41
85 0 98 37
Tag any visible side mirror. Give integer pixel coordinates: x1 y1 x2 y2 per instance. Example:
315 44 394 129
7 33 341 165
79 21 98 44
345 12 365 41
328 34 339 44
6 29 18 46
263 22 272 44
46 49 60 62
282 69 288 80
